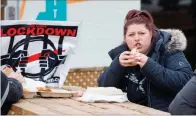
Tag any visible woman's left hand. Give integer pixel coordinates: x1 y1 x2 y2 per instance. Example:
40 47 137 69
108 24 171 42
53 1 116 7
134 52 149 68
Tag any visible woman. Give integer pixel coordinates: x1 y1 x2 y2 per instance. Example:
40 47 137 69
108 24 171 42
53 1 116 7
169 69 196 115
98 9 193 112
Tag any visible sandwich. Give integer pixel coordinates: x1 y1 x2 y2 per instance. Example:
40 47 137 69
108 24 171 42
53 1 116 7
130 47 138 54
129 48 138 66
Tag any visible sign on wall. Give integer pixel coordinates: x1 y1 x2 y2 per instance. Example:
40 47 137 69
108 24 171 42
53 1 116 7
4 0 140 68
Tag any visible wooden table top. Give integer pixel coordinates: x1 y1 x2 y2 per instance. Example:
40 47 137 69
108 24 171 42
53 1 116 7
8 98 171 115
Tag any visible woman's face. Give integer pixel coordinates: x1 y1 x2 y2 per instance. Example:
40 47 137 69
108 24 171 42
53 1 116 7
125 23 152 54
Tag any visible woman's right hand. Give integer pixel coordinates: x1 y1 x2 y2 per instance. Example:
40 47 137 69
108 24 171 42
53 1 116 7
119 51 137 67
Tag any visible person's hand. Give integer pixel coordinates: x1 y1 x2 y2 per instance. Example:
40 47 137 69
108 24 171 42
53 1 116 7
8 70 25 84
134 52 149 68
119 51 138 67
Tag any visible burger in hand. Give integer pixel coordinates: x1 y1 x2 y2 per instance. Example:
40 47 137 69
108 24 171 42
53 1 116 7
129 48 138 66
119 47 139 67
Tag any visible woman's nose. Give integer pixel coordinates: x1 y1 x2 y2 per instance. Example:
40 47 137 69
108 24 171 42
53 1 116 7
135 39 139 42
135 35 140 42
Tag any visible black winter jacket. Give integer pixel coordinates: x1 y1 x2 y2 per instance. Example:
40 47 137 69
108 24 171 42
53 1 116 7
1 71 23 115
98 29 194 112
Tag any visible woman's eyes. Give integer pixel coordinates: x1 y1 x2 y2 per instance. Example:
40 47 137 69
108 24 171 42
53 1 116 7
139 32 145 35
128 32 145 36
129 34 134 36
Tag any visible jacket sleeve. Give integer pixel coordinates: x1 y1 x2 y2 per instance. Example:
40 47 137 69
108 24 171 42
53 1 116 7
1 71 23 104
141 51 193 93
169 72 196 115
6 78 23 103
97 55 126 88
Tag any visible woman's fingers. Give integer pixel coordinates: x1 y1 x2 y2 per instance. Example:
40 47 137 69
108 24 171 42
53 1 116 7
121 52 136 60
122 51 131 55
121 58 135 64
119 51 138 67
120 58 137 67
121 55 131 60
120 51 148 67
134 52 149 68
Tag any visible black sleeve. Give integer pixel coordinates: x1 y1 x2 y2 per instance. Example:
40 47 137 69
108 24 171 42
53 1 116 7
6 78 23 103
141 51 193 93
1 72 9 98
169 73 196 115
1 72 23 115
97 55 126 88
1 72 23 104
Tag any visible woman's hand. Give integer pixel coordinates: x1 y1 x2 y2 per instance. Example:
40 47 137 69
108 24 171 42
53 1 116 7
119 51 149 68
134 52 149 68
119 51 138 67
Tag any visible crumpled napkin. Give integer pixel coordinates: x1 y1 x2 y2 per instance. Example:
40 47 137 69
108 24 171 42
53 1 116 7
77 87 129 103
22 77 46 92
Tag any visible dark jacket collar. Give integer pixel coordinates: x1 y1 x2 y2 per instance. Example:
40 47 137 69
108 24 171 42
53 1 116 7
108 43 128 60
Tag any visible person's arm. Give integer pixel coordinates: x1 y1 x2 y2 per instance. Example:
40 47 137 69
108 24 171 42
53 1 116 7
98 55 126 88
141 51 193 93
1 72 23 104
6 78 23 103
169 72 196 115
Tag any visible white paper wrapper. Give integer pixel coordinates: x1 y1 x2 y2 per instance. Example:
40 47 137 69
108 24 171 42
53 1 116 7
23 77 46 92
78 87 129 103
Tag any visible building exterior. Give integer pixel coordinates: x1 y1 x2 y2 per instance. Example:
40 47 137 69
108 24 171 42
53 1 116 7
1 0 141 68
1 0 195 69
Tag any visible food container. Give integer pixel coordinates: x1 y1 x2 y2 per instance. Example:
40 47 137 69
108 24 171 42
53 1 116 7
37 88 72 98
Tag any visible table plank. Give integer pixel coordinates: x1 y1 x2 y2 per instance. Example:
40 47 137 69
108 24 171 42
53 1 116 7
71 98 145 115
10 99 62 115
72 97 170 115
53 98 131 115
87 102 145 115
114 102 171 115
26 98 94 115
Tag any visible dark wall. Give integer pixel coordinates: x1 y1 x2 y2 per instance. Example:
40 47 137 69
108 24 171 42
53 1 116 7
142 0 196 69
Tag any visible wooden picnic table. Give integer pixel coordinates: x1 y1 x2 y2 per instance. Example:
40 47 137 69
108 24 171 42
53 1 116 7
8 97 171 115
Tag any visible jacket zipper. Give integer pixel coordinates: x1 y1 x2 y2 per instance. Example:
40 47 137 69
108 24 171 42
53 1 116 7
147 81 151 107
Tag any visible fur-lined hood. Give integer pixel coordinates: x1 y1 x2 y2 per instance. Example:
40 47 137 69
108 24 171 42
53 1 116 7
160 29 187 52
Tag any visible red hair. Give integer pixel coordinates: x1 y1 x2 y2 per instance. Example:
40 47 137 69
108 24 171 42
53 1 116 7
124 9 156 39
